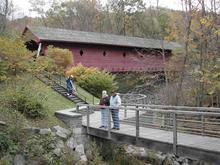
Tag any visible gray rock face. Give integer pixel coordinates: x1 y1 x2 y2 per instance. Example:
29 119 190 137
13 154 25 165
67 136 77 150
155 153 166 165
39 128 51 135
53 140 65 157
73 127 82 135
75 144 85 156
0 121 6 126
163 154 176 165
53 125 71 139
174 161 180 165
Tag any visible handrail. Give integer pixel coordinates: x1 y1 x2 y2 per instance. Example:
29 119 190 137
78 103 220 155
121 103 220 112
43 72 89 103
120 93 147 104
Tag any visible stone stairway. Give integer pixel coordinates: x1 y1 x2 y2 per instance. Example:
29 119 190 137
36 75 88 105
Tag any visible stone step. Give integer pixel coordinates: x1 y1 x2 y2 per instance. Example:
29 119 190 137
37 75 89 105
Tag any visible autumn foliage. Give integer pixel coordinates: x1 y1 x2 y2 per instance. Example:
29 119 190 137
46 46 73 74
0 37 31 76
66 64 117 97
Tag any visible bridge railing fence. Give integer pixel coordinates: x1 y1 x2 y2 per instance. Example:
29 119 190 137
77 103 220 155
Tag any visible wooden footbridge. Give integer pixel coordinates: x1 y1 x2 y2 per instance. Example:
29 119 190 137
74 102 220 164
43 73 220 163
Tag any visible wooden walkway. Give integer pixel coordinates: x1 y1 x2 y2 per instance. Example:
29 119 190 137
82 110 220 163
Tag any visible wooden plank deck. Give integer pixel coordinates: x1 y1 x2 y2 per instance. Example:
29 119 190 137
82 110 220 163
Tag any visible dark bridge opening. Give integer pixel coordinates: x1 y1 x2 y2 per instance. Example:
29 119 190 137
25 40 38 52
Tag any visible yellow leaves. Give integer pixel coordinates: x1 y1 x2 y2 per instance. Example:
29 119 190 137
66 63 98 79
0 37 31 75
46 46 73 74
216 29 220 37
200 16 214 28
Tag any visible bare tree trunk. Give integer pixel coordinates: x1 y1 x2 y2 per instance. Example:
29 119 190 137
0 0 8 33
197 0 207 107
155 0 170 104
175 0 192 106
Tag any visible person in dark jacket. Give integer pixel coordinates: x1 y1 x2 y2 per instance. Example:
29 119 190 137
99 90 110 129
66 76 74 96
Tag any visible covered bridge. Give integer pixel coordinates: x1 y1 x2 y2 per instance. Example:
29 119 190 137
22 26 181 72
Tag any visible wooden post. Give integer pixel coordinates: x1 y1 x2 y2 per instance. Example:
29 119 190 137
202 114 205 136
108 108 111 139
36 43 42 58
124 105 127 119
173 113 177 155
76 104 79 113
87 106 90 134
136 106 139 144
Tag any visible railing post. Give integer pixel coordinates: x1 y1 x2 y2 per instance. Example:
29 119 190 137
173 113 177 155
92 96 95 105
136 106 139 144
124 105 127 119
202 114 205 136
108 108 111 139
76 104 79 113
87 106 90 134
59 75 62 85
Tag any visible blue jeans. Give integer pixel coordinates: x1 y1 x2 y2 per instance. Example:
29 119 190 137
101 108 108 127
111 109 119 129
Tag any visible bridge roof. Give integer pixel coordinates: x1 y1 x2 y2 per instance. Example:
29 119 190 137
23 26 181 50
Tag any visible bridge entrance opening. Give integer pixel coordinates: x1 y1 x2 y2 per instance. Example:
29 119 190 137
25 40 38 52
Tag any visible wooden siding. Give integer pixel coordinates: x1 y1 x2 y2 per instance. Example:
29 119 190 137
42 42 171 72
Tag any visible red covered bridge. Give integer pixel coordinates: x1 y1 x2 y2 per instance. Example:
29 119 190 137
22 26 181 72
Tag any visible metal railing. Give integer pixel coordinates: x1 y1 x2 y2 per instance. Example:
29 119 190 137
120 93 147 104
42 72 99 104
77 103 220 155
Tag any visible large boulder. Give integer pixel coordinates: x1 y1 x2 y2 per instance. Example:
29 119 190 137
53 140 65 157
39 128 51 135
53 125 71 139
13 154 25 165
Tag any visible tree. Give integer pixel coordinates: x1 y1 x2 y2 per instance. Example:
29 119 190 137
0 0 12 33
45 46 73 75
0 37 31 76
108 0 145 36
45 0 101 31
66 64 117 97
29 0 52 26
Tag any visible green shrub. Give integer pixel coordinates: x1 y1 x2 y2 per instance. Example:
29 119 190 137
0 154 13 165
25 134 55 158
0 37 31 75
24 134 61 164
5 89 47 119
0 133 17 158
0 61 8 82
98 142 144 165
87 142 105 165
67 64 118 97
0 133 11 154
46 46 73 74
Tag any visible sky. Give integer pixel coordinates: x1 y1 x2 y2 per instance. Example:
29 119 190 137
12 0 182 18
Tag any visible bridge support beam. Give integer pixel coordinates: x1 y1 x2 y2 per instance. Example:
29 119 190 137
136 106 139 144
173 113 177 155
